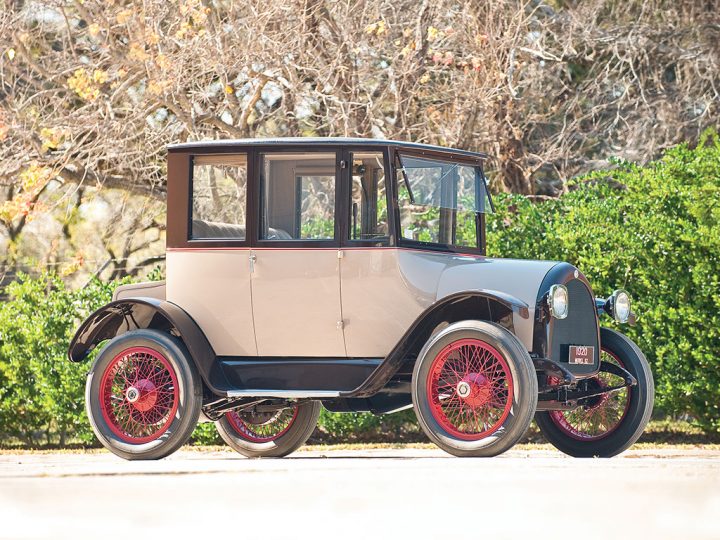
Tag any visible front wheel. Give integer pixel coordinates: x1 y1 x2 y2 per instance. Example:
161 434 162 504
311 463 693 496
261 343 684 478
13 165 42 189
411 321 538 457
215 401 321 458
535 328 654 457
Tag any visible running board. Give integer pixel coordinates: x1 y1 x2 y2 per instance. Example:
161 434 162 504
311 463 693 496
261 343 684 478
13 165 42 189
225 389 341 399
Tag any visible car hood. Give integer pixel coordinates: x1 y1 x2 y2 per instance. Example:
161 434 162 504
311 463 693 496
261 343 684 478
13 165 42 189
437 256 565 347
436 257 561 307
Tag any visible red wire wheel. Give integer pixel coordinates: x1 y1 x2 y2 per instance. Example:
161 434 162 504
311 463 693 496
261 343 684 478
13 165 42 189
548 348 631 441
225 406 299 443
99 346 179 444
427 338 514 440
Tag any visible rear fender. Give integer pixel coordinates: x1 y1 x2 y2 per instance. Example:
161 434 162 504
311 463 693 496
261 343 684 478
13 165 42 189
68 298 226 394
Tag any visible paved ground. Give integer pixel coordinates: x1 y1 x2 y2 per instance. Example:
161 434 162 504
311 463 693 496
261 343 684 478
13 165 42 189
1 446 719 540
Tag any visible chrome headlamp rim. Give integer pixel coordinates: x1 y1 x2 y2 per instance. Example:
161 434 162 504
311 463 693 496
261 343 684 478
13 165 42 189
547 284 569 320
610 289 632 323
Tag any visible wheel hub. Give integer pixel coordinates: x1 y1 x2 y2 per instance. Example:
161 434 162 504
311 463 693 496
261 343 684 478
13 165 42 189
581 377 609 411
456 373 492 408
125 386 140 402
241 410 282 426
125 379 158 412
456 381 472 398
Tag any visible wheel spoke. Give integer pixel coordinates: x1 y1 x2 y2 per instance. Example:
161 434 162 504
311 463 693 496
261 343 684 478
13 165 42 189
427 338 514 440
99 346 179 444
226 406 299 443
549 348 631 441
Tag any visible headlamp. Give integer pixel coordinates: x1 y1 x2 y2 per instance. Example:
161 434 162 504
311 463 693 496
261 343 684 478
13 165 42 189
548 284 569 319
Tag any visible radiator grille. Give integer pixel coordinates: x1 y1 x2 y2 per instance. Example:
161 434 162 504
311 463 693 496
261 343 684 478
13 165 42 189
549 278 600 376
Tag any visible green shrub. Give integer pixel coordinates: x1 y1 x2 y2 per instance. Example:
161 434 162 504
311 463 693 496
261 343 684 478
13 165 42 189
316 408 422 443
189 422 224 445
486 129 720 432
0 274 120 445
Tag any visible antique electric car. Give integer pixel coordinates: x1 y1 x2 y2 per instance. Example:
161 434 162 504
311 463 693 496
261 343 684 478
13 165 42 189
68 138 654 460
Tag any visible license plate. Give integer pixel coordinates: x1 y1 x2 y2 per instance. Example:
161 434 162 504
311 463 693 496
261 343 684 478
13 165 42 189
569 345 595 365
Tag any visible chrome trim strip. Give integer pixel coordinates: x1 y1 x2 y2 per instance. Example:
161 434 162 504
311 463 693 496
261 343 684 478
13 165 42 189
225 389 341 398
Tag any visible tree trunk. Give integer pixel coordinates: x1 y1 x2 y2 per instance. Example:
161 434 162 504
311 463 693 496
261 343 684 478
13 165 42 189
495 98 533 195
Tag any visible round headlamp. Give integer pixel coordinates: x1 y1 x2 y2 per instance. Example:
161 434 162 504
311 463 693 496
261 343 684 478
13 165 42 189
547 284 569 319
610 289 631 323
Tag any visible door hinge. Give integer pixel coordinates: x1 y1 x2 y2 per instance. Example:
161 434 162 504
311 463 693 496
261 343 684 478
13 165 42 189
337 250 344 259
336 320 344 330
340 160 347 169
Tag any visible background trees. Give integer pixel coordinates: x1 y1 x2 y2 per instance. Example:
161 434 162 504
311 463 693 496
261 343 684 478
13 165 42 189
1 0 718 279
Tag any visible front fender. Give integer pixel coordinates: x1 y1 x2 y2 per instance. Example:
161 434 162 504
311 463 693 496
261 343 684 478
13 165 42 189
439 288 529 319
342 290 529 399
69 297 225 394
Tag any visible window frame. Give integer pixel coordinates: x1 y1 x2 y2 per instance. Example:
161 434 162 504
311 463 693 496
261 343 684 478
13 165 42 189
254 148 342 249
392 148 487 256
166 143 487 253
340 147 394 248
188 153 250 243
167 148 253 250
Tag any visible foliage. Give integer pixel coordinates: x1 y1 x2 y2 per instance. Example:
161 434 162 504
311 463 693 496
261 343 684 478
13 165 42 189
0 273 122 445
189 423 223 446
2 1 718 284
300 217 335 240
316 408 422 443
485 130 720 432
2 0 718 207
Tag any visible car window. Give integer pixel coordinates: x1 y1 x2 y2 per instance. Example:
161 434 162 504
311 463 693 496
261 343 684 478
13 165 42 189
191 154 247 240
260 153 336 240
396 154 488 249
349 152 388 241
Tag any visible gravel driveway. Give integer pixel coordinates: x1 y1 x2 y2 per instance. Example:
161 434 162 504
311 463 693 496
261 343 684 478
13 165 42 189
1 447 718 540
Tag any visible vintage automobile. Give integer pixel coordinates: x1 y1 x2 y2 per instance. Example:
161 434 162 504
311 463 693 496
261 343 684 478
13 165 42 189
68 138 654 460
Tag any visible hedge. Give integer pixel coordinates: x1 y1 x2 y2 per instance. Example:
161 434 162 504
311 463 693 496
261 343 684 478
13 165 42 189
485 129 720 432
0 131 718 446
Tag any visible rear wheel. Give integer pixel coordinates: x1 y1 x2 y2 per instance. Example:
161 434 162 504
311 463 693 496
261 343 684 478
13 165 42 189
85 329 202 460
216 401 321 458
535 328 654 457
411 321 538 457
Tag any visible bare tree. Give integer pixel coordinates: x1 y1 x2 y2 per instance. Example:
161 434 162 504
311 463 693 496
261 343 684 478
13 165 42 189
0 0 718 277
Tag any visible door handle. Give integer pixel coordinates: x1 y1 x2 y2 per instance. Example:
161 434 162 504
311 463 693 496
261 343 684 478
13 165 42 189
249 253 257 273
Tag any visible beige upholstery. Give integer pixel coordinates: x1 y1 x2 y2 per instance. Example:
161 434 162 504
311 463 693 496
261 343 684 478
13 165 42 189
191 219 292 240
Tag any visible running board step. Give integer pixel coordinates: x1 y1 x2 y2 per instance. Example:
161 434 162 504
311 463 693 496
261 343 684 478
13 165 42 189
225 389 341 399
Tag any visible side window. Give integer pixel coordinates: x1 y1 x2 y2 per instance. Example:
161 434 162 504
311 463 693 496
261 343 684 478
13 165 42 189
454 166 481 248
260 153 336 240
191 154 247 240
349 152 388 241
396 154 486 249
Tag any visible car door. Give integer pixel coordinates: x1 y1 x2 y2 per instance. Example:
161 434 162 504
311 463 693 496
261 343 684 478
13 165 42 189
250 149 346 357
338 147 428 358
166 152 257 357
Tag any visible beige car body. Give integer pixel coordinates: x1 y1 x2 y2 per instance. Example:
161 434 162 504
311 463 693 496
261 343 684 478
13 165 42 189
117 250 558 359
65 137 612 409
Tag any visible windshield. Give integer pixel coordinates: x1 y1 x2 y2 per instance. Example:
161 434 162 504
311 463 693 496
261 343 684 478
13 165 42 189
396 154 491 249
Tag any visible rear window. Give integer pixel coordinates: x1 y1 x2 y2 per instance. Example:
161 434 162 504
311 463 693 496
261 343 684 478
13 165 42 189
191 154 248 240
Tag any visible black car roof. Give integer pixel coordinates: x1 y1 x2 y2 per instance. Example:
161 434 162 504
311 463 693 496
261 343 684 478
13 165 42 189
167 137 488 160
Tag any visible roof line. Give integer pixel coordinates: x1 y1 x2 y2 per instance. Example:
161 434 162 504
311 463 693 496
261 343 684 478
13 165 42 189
167 137 488 159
